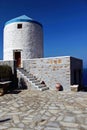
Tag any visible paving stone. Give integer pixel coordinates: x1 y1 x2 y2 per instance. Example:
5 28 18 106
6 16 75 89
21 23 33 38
44 128 61 130
80 124 87 130
22 119 32 123
13 115 20 124
56 115 64 121
0 125 9 129
48 109 58 114
40 110 46 114
35 126 45 130
8 112 22 115
63 128 80 130
49 116 57 121
85 118 87 124
45 111 52 116
59 121 79 128
41 115 49 120
9 128 23 130
63 116 75 122
48 106 58 110
0 90 87 129
18 123 25 128
72 110 83 114
0 112 7 117
46 121 60 128
76 115 85 124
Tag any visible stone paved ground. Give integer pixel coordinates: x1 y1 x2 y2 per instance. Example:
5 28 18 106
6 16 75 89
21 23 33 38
0 90 87 130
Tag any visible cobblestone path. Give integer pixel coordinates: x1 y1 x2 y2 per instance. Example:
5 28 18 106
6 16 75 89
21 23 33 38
0 90 87 130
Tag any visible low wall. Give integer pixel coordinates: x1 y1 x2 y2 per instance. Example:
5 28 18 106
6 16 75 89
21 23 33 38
23 56 71 90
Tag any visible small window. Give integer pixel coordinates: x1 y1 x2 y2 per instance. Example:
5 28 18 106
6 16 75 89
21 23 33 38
17 24 22 29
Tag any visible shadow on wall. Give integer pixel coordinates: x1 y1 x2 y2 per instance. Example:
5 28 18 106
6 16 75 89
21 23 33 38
18 77 27 89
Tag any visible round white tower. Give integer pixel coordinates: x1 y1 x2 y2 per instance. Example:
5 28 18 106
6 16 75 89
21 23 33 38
4 15 43 67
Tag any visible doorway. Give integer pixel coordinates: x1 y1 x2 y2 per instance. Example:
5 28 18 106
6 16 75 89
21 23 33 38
14 51 21 68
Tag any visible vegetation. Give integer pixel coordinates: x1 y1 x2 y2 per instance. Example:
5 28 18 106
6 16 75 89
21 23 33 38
0 65 12 81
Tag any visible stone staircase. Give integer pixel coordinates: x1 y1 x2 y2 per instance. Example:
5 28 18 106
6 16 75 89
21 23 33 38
17 68 49 91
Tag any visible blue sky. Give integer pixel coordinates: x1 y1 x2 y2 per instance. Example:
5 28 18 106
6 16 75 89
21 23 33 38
0 0 87 67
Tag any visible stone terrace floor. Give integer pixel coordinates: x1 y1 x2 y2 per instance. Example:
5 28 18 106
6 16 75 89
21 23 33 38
0 90 87 130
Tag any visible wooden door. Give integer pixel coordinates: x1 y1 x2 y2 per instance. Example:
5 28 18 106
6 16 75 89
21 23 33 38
14 52 21 68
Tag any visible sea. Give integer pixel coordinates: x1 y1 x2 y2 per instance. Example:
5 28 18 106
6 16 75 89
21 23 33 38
83 68 87 86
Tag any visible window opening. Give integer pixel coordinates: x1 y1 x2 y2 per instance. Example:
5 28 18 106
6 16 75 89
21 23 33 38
17 24 22 29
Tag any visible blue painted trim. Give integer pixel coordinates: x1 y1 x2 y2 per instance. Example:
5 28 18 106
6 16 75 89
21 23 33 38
5 19 42 27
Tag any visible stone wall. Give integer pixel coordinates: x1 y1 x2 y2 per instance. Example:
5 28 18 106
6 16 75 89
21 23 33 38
0 57 82 91
23 56 71 90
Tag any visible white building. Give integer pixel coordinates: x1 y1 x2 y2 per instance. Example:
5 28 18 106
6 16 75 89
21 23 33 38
2 15 83 91
4 15 43 67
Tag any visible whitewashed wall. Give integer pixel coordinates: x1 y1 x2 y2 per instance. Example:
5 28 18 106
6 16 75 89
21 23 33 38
4 21 43 60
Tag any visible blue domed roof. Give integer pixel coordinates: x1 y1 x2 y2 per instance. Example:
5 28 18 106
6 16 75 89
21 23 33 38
5 15 42 27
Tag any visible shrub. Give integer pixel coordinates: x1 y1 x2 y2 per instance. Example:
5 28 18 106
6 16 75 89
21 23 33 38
0 65 12 81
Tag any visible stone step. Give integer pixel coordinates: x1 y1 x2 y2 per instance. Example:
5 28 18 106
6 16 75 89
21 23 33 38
17 69 34 78
17 69 26 76
35 84 46 88
37 84 46 88
28 74 33 77
27 75 35 78
35 82 42 85
39 87 49 91
32 80 41 83
17 68 27 73
17 68 49 91
29 77 37 81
